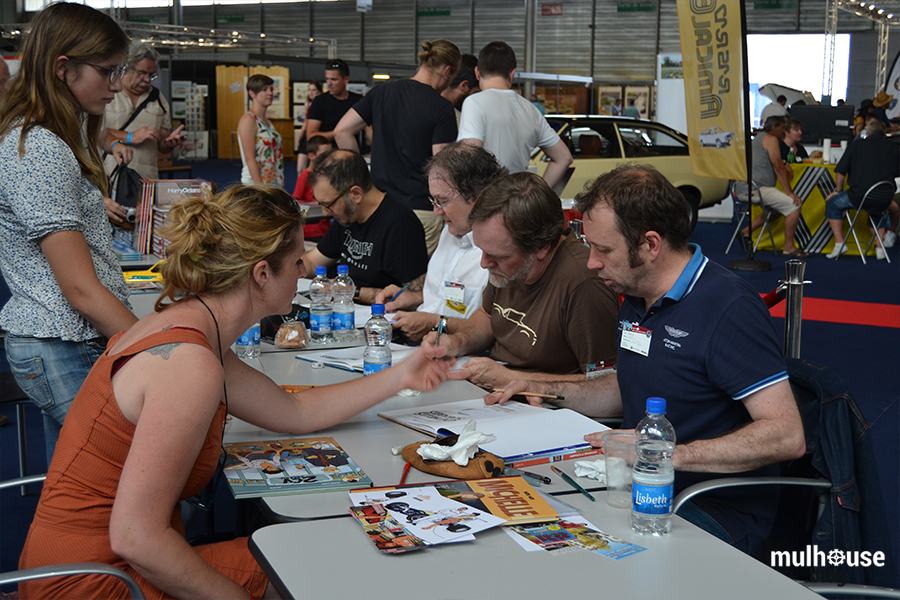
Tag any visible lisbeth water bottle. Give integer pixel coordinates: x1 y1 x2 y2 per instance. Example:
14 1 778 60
331 265 356 342
309 266 333 343
631 396 676 536
363 304 391 376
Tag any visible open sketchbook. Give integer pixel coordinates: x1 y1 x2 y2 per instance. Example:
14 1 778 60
378 398 608 465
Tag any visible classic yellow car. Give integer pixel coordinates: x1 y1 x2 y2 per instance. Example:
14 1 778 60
531 115 730 228
123 259 164 283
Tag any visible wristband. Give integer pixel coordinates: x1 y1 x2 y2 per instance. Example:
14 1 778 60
111 140 122 149
127 132 133 144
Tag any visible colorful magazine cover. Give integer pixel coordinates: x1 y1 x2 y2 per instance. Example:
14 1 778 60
223 436 372 499
349 504 427 554
509 520 646 559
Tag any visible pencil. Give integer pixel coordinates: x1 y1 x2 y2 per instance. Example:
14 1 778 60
399 461 411 486
550 465 595 501
388 285 408 304
494 389 565 400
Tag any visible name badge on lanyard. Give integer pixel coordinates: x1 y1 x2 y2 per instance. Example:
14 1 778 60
443 281 467 315
621 321 652 357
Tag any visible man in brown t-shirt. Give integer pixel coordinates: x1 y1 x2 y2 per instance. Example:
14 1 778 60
423 172 619 390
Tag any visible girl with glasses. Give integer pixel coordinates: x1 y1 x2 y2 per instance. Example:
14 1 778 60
0 2 138 463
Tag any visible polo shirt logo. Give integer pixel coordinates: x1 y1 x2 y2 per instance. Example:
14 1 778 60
665 325 689 338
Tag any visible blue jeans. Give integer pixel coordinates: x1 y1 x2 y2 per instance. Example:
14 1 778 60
676 500 752 555
5 334 106 464
826 189 891 223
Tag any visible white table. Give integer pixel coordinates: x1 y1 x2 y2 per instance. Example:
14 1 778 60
225 352 607 521
249 492 821 600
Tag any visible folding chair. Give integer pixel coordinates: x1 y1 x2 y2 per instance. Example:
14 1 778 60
726 181 778 255
832 180 895 265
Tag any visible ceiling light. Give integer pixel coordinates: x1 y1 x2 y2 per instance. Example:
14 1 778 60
372 74 390 80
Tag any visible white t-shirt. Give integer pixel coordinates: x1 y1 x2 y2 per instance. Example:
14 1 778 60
457 89 560 173
419 227 488 319
760 101 788 124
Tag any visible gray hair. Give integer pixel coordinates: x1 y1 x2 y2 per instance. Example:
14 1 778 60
125 41 159 70
866 119 887 136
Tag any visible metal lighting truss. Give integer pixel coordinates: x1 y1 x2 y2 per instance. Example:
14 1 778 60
836 0 899 95
1 20 336 59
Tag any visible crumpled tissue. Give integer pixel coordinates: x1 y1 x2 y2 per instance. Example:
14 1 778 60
573 459 606 485
416 421 497 466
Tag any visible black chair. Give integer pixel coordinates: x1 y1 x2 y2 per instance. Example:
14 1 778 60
726 181 778 255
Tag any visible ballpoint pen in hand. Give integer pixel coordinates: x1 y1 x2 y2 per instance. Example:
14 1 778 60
434 316 444 346
551 465 595 501
387 285 408 304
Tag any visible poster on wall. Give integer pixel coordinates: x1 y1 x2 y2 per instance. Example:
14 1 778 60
677 0 746 181
597 86 622 116
624 86 650 119
293 82 309 105
171 80 192 99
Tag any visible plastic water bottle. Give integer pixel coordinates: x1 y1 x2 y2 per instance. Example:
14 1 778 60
235 322 261 359
309 266 333 343
331 265 356 342
631 396 676 536
363 304 391 376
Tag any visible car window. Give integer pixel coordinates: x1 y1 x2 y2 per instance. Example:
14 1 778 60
567 123 621 159
617 125 688 158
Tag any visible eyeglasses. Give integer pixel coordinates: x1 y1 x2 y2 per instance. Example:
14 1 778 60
428 190 462 211
80 61 127 84
317 190 347 211
130 68 159 81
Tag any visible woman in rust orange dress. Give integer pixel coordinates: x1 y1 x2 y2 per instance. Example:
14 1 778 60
19 183 449 599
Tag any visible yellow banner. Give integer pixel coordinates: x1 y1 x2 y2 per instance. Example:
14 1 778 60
677 0 746 181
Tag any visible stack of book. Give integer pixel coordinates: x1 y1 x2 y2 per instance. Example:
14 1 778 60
150 206 170 259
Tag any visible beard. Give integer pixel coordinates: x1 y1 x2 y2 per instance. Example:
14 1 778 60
488 253 535 288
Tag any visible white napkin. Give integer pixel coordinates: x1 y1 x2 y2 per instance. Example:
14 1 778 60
573 459 607 484
415 420 497 466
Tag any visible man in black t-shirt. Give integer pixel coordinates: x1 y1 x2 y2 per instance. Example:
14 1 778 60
302 149 429 304
334 57 459 255
306 59 362 144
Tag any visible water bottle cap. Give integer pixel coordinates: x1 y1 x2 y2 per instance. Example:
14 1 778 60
315 266 327 276
371 304 385 315
646 397 666 414
337 265 349 274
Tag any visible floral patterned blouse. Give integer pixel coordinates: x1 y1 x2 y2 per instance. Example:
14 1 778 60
239 113 284 187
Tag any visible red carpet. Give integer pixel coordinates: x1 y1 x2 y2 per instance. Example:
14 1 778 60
767 296 900 329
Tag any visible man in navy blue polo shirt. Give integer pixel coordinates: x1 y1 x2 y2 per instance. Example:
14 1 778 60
488 164 805 555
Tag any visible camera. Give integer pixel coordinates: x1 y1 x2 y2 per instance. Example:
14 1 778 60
125 208 137 224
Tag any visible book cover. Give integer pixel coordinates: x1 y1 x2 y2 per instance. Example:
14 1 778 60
362 476 558 526
223 436 372 499
378 398 608 463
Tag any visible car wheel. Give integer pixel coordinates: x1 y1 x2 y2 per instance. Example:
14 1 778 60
716 140 723 148
679 187 700 230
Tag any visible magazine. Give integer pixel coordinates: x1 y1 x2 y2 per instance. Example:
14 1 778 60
223 436 372 499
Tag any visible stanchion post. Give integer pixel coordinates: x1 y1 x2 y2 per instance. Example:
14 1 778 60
782 259 810 358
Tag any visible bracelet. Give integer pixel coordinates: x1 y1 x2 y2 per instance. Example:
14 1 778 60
110 140 122 149
126 132 133 144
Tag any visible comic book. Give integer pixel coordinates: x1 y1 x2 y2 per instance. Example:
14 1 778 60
361 476 559 526
223 436 372 499
348 504 427 555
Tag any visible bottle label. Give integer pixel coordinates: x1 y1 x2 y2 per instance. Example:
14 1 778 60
310 314 332 332
363 361 390 376
236 330 252 346
250 325 260 344
632 481 674 515
332 312 355 331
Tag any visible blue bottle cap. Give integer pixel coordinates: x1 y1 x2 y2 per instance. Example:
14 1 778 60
371 304 385 315
337 265 349 274
315 266 327 276
646 397 666 414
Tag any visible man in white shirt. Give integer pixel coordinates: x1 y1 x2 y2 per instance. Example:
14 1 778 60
457 41 572 191
375 142 506 341
760 95 789 124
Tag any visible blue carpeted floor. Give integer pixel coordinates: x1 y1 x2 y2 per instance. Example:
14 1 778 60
2 163 897 584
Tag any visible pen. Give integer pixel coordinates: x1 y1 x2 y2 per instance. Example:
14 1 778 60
503 466 552 485
399 461 411 486
551 465 595 502
494 389 565 400
388 285 408 304
435 316 444 346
